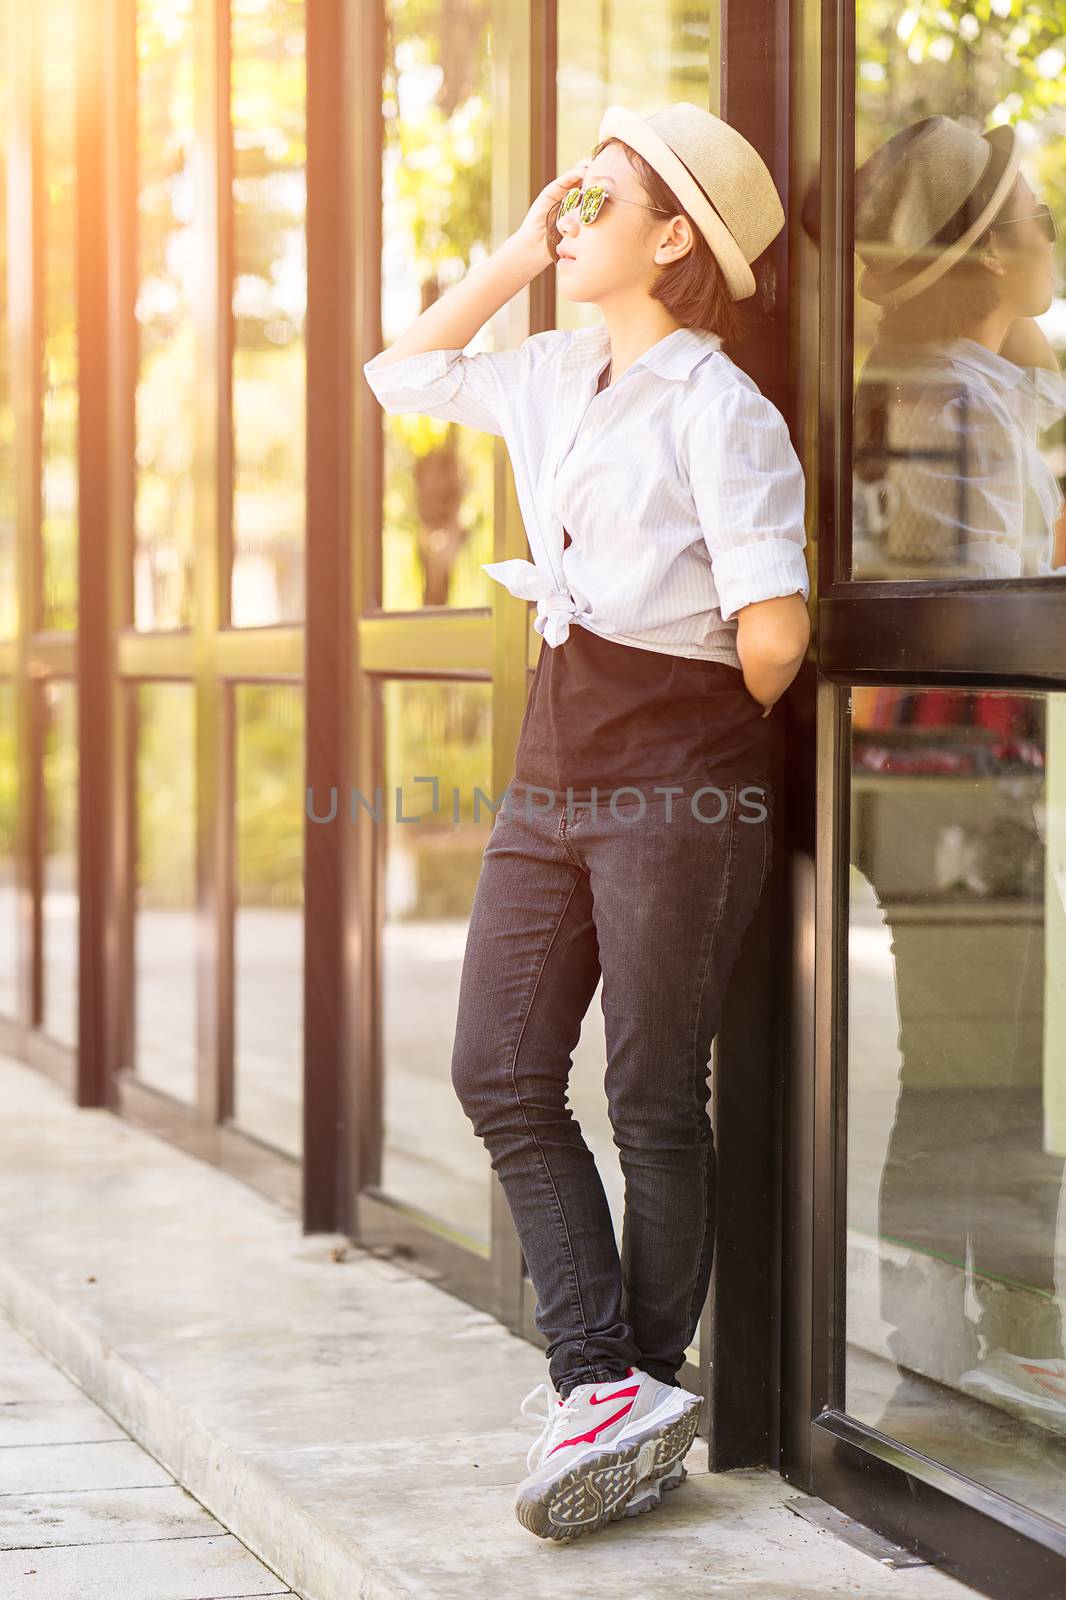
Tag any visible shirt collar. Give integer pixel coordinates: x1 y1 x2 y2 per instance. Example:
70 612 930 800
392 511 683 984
565 323 723 381
943 336 1028 392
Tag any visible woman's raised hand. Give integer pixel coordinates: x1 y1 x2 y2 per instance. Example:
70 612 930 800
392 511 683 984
514 156 594 271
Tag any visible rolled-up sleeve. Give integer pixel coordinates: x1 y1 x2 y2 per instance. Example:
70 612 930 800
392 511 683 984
362 328 571 438
684 381 810 622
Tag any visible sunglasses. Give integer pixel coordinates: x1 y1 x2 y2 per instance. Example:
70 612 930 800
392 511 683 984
558 181 674 227
992 205 1058 244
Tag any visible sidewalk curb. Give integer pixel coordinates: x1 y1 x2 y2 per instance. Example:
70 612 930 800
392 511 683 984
0 1257 413 1600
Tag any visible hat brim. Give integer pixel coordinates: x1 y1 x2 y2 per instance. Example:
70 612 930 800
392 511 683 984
597 104 758 301
859 123 1022 307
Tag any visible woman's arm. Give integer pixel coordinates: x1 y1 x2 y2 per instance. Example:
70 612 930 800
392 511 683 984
370 157 593 369
735 593 811 716
369 235 548 370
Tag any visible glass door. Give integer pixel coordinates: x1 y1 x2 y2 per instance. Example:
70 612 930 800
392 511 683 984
790 0 1066 1590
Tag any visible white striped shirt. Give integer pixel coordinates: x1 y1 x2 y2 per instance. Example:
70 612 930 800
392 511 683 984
362 323 810 667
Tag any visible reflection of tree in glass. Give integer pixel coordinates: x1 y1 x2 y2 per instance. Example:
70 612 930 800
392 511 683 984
230 0 307 627
40 0 80 633
381 0 495 610
135 0 199 629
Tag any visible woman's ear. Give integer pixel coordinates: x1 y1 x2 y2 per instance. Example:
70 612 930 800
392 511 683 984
977 238 1008 278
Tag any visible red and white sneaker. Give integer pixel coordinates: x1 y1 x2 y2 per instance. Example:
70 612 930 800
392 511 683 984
514 1366 701 1540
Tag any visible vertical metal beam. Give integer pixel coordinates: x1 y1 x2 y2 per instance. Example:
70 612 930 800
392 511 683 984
304 0 358 1232
106 0 137 1085
191 0 232 1127
712 0 797 1473
6 0 38 1049
350 0 385 1241
810 0 852 1452
75 0 115 1107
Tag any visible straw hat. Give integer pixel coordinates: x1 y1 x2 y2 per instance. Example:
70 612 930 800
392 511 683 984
597 102 785 301
855 116 1021 307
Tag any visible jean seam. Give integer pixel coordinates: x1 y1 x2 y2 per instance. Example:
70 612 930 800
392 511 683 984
683 786 739 1336
557 808 589 871
761 797 773 890
507 868 595 1380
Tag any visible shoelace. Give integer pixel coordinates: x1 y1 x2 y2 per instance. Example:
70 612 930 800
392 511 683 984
519 1380 589 1472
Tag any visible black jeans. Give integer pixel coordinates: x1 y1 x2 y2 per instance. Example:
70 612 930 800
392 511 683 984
450 774 774 1398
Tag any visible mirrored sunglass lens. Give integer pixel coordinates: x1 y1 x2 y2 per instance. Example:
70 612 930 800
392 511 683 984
560 187 581 217
580 184 605 223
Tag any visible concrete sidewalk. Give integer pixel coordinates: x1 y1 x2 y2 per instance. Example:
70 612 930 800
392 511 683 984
0 1315 293 1598
0 1053 978 1600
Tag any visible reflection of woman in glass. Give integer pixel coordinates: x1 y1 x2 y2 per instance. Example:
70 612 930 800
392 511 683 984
852 116 1066 580
849 118 1066 1446
364 104 810 1539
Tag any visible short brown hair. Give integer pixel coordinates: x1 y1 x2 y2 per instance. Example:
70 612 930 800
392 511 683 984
876 226 1003 345
547 136 744 345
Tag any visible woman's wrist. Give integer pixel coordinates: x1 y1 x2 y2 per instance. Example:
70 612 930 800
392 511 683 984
502 228 553 280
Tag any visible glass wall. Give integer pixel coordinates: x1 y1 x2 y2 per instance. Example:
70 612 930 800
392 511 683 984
846 683 1066 1522
234 683 304 1156
134 0 199 632
41 681 77 1046
230 0 307 628
851 0 1066 583
380 677 495 1245
377 1 498 612
39 0 79 632
0 1 13 644
133 683 197 1103
0 684 14 1017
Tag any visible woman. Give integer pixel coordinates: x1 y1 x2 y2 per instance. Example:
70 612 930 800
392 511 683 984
364 102 810 1541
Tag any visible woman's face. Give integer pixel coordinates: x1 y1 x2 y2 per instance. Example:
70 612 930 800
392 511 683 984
552 142 685 303
988 175 1057 317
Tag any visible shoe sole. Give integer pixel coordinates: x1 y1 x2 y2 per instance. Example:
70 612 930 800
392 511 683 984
622 1458 688 1518
514 1395 701 1542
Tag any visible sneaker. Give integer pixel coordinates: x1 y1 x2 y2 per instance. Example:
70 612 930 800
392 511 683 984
514 1366 702 1541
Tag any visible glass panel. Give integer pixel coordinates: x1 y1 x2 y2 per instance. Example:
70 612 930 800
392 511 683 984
550 0 720 1367
41 680 77 1046
0 684 17 1017
133 683 196 1102
852 1 1066 583
377 3 497 612
39 0 79 632
380 679 494 1245
846 684 1066 1524
233 683 303 1156
555 2 719 334
229 0 307 627
0 19 14 643
134 0 198 631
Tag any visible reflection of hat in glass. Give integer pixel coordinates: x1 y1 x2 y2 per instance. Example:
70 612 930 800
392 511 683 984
597 102 785 301
855 116 1021 307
